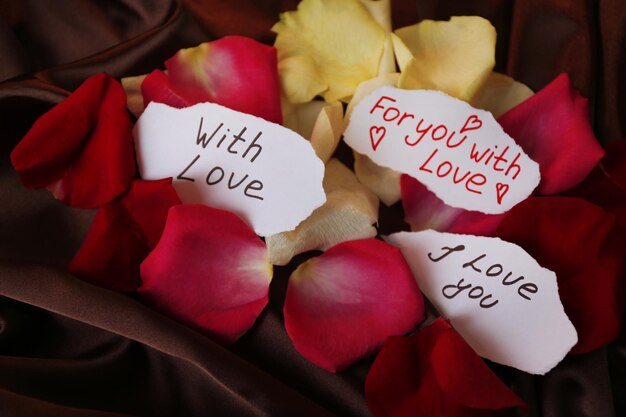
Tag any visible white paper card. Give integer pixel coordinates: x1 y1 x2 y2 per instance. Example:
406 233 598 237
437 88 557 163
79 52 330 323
386 230 577 374
343 87 540 213
134 102 326 236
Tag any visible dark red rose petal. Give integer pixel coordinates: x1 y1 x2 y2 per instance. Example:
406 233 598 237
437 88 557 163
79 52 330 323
497 197 626 354
568 140 626 229
284 238 424 372
366 318 525 417
498 73 604 195
139 204 272 345
69 179 181 292
142 36 282 124
11 73 135 208
401 175 504 236
431 327 526 410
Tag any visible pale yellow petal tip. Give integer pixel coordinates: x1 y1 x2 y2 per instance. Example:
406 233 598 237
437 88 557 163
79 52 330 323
173 43 213 90
267 159 379 265
281 98 326 138
395 16 497 101
390 33 413 72
289 257 315 283
471 72 534 118
358 0 392 31
278 55 328 104
273 0 386 103
47 179 65 201
353 152 401 206
310 102 344 163
345 73 400 127
121 74 148 117
281 99 343 163
176 43 211 64
265 261 274 281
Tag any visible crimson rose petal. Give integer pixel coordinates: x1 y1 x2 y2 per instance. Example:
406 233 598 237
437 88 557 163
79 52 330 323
365 318 525 417
498 73 604 195
143 36 282 124
141 69 193 109
11 73 135 208
401 175 504 236
139 204 272 345
497 197 626 353
284 239 424 372
69 179 181 292
568 140 626 229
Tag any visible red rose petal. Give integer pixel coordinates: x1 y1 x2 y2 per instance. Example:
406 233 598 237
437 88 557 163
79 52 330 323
143 36 282 124
69 179 181 292
365 318 525 417
139 204 272 345
498 73 604 195
401 175 504 236
11 73 135 208
141 69 194 109
497 197 626 353
431 327 526 410
568 140 626 229
284 239 424 372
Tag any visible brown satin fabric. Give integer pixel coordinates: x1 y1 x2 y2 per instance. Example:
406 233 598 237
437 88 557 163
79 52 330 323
0 1 624 416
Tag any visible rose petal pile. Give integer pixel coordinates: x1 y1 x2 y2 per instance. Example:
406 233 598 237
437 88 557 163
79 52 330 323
10 1 625 417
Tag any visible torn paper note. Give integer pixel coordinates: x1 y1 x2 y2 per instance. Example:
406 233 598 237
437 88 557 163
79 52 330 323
386 229 577 374
343 86 540 213
134 102 326 236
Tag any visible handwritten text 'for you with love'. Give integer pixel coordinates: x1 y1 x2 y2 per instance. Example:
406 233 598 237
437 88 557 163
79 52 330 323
387 230 577 375
133 102 326 236
343 86 540 214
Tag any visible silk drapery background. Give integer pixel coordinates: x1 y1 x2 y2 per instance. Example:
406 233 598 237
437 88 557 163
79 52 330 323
1 1 624 416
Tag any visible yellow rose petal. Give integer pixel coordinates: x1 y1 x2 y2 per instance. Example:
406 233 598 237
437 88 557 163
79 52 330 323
282 99 343 163
281 98 327 139
390 33 414 72
345 72 400 126
359 0 395 75
278 55 328 104
359 0 392 31
310 102 344 163
471 72 534 118
344 73 402 205
354 153 401 206
267 159 379 265
396 16 496 101
273 0 386 103
121 74 147 117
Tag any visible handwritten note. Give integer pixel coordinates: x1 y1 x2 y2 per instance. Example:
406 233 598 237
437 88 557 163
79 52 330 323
134 102 326 236
386 230 577 374
344 87 540 213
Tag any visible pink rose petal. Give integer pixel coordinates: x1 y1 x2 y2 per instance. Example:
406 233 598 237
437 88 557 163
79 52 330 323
143 36 282 124
284 238 424 372
401 175 504 236
139 204 272 345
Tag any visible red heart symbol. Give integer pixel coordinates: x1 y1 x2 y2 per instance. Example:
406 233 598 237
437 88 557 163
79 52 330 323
495 182 509 205
460 114 482 134
370 126 386 151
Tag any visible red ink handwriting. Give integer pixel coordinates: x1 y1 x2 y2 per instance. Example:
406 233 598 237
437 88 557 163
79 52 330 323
370 126 386 151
